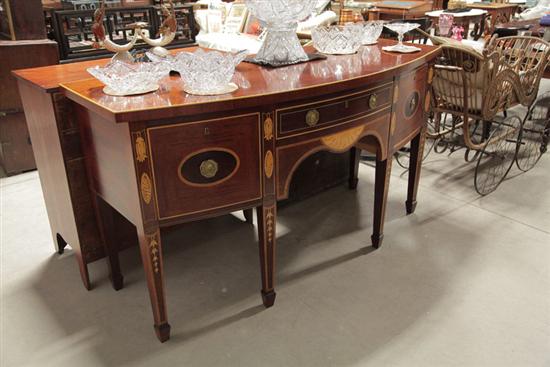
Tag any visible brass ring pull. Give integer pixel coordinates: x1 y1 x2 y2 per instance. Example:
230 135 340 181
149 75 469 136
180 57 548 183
305 109 320 127
200 159 218 179
409 95 417 111
369 94 378 109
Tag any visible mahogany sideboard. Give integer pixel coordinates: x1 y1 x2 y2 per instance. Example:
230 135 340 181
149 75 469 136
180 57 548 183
16 40 439 342
12 49 350 290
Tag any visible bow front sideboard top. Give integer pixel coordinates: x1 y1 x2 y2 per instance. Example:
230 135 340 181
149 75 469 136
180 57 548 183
14 40 440 342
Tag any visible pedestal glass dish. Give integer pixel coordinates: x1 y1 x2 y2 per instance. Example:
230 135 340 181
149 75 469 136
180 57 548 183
382 23 421 53
87 60 171 96
171 49 247 95
312 24 363 55
244 0 318 66
362 21 385 45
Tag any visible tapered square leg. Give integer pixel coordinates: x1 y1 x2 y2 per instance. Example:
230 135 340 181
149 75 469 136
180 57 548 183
154 322 171 343
406 129 426 215
137 225 171 343
372 156 392 249
349 147 361 190
256 204 277 308
243 208 254 224
95 196 124 291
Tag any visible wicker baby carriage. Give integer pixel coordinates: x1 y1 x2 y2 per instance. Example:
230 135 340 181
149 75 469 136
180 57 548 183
427 35 550 195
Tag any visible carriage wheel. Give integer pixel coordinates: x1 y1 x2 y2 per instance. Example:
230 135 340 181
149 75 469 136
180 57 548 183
394 138 437 169
474 116 522 195
394 114 439 169
464 148 481 162
516 92 550 172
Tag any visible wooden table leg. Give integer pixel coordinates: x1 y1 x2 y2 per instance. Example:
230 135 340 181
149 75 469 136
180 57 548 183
95 195 124 291
349 147 361 190
256 204 276 307
136 223 171 342
371 155 392 249
406 129 426 215
243 208 254 224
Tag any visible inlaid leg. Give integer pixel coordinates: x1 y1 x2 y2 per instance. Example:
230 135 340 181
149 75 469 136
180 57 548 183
406 130 426 215
96 196 124 291
256 204 276 307
76 254 91 291
371 156 392 249
349 147 361 190
243 208 254 224
137 225 170 342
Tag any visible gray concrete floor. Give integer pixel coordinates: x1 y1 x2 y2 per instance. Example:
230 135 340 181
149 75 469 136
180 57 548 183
1 82 550 367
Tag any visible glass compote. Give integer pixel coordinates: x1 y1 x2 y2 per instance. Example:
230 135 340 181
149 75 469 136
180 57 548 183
382 23 422 53
171 49 247 95
312 24 363 55
362 21 385 45
87 60 171 96
244 0 318 66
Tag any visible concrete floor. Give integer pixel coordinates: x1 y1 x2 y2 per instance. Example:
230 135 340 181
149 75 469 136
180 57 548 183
2 86 550 367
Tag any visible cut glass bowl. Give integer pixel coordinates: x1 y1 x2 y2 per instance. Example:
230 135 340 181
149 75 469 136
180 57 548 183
312 24 363 55
362 21 385 45
382 23 422 53
244 0 318 66
171 49 247 95
86 61 171 96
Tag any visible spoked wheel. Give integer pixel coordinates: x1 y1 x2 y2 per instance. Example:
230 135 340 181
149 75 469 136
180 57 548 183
464 148 481 162
516 92 550 172
474 116 522 195
394 136 437 169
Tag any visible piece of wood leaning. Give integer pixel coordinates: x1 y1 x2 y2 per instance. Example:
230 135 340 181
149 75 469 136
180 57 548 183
16 40 440 342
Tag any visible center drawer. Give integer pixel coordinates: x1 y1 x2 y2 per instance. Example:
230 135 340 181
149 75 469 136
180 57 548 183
276 82 393 139
147 113 262 220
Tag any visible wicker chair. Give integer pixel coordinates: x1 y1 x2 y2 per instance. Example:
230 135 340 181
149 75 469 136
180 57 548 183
428 36 550 194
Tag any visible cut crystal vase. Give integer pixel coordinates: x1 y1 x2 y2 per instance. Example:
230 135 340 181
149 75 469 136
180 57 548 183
244 0 318 66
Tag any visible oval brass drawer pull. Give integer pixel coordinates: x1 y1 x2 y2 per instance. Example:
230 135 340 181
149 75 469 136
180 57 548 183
369 93 378 109
200 159 219 179
305 109 320 127
409 95 417 111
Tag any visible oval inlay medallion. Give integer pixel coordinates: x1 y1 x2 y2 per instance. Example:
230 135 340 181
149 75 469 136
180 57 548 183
141 173 152 204
135 136 147 163
179 148 239 187
264 150 274 179
264 116 274 141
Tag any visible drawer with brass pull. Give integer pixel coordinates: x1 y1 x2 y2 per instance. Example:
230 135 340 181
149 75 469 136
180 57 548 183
276 83 393 139
147 113 262 220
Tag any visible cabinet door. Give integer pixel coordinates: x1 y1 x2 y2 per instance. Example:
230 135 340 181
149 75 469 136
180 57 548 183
147 113 262 220
390 65 428 153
